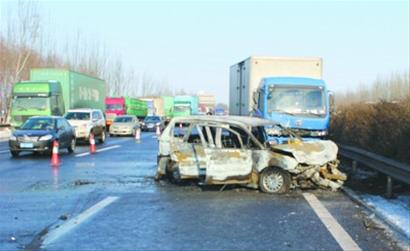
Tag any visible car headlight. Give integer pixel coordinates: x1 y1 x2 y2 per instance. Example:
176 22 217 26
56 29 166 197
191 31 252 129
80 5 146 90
310 130 328 137
39 134 53 141
265 127 282 136
10 135 16 141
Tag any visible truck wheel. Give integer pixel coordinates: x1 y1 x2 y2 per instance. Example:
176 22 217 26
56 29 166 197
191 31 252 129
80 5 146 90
10 151 20 158
99 131 106 144
68 138 76 153
259 167 290 194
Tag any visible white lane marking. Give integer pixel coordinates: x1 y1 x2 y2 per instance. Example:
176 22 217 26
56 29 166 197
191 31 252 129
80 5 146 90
303 193 362 251
75 145 121 157
42 196 119 247
0 150 9 154
109 133 153 142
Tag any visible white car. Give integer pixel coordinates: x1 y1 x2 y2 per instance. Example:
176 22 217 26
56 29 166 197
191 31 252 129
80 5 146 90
64 109 106 144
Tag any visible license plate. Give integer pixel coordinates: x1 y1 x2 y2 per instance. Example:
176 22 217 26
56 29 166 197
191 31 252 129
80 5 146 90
20 142 34 148
147 124 154 128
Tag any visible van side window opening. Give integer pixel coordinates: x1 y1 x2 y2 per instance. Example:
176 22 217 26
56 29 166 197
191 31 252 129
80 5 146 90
173 122 190 138
186 125 206 145
213 127 243 149
231 126 259 149
92 112 98 120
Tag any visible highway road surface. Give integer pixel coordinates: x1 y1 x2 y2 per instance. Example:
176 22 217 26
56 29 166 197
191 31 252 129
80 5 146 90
0 133 405 251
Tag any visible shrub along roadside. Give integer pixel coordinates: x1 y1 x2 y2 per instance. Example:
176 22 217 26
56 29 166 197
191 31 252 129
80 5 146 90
330 98 410 165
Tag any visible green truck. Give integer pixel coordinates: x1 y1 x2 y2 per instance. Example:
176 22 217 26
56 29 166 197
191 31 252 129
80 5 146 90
162 96 174 119
173 96 199 117
10 68 106 128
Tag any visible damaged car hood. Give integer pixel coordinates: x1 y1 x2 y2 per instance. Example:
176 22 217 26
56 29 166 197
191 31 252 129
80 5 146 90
272 140 338 166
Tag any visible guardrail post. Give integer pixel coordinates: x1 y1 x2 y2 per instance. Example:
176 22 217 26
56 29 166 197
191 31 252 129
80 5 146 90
352 160 357 173
386 176 393 198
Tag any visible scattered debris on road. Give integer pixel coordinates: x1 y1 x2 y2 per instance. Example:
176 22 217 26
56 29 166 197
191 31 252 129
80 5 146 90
74 180 95 186
59 214 69 221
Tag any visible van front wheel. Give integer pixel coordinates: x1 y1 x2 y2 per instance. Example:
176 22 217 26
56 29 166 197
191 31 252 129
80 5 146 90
259 167 290 194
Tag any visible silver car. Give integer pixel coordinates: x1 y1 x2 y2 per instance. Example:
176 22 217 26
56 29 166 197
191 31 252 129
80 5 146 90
109 115 140 136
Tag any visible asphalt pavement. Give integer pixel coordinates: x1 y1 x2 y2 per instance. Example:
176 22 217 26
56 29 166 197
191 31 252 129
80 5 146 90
0 133 406 251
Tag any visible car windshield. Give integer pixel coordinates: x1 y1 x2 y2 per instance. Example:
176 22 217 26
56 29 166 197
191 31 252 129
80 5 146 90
64 112 90 120
21 118 55 130
267 86 326 117
114 117 133 123
106 104 123 110
144 117 160 122
12 96 49 111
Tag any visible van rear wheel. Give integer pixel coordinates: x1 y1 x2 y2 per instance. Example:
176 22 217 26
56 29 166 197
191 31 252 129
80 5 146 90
259 167 290 194
68 138 76 153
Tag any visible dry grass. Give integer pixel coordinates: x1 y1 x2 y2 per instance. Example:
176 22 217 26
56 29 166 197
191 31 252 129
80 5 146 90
330 98 410 164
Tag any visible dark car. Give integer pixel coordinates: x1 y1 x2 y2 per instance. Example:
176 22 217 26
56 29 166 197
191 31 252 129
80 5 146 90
9 116 76 157
141 116 164 132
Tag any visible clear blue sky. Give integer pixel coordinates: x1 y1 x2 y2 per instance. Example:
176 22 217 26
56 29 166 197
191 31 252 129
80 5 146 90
1 0 409 103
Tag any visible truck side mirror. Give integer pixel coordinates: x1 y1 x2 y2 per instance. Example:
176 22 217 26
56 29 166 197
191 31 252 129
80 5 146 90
328 91 335 114
252 91 258 104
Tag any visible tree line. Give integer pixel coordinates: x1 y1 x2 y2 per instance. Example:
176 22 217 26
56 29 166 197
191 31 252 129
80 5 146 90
0 1 184 120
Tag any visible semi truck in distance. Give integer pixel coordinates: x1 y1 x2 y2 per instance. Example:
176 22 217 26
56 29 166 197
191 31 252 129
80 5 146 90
229 56 333 143
105 97 148 127
10 68 105 128
162 96 174 120
173 96 199 117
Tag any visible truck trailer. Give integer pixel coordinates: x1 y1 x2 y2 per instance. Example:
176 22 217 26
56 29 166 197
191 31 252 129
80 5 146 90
229 56 333 143
10 68 105 128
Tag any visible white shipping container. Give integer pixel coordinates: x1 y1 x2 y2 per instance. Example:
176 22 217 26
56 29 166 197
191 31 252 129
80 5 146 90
229 56 323 116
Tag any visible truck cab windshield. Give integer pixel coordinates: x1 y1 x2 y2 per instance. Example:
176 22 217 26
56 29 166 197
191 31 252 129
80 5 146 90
267 86 326 117
12 96 49 111
106 104 123 110
174 105 191 113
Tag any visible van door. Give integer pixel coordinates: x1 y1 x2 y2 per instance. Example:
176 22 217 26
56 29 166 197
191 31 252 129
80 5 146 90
171 124 207 179
204 126 253 184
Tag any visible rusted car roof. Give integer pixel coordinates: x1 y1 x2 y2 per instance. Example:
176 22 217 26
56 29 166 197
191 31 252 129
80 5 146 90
170 115 277 127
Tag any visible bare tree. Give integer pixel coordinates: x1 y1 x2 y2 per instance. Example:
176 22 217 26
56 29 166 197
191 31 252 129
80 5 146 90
0 0 41 121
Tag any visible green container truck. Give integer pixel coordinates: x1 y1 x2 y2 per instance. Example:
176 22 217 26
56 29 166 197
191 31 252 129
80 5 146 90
10 68 106 128
162 96 174 119
173 96 199 117
124 97 147 118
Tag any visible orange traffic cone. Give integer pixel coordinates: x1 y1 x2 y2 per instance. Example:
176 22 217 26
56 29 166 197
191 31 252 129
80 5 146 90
156 124 161 137
50 140 60 167
135 127 141 142
89 133 96 154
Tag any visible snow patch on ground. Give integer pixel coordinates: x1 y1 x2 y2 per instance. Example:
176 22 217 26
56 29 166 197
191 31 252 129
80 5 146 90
363 195 410 238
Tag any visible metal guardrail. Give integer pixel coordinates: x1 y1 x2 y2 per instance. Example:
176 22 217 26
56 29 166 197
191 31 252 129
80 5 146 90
338 144 410 197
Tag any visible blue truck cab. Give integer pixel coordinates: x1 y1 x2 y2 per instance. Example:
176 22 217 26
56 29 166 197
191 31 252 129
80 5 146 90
254 77 333 143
